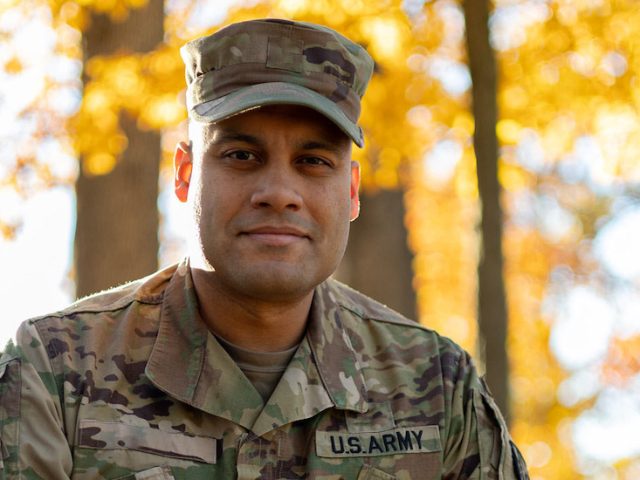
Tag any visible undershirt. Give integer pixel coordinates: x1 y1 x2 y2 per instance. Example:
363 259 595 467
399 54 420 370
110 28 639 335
215 334 299 402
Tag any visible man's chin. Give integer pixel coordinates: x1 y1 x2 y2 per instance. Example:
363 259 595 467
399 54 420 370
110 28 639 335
224 266 326 303
239 276 316 302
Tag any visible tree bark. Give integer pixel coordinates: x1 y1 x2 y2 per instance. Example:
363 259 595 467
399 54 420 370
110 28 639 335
463 0 510 422
336 189 417 321
75 1 164 298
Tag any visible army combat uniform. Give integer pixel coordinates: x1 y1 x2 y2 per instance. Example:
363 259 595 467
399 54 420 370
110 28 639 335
0 260 528 479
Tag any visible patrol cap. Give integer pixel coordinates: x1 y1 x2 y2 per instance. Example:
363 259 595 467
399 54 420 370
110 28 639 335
181 18 374 147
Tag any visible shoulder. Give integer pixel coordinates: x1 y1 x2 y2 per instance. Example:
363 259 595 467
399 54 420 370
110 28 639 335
9 264 178 364
317 279 529 478
324 277 419 327
323 277 464 354
321 277 472 393
25 263 177 330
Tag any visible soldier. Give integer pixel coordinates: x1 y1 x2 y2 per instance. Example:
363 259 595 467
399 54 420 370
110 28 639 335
0 18 528 479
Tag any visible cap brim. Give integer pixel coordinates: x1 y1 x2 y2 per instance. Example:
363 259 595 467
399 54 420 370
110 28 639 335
190 82 364 148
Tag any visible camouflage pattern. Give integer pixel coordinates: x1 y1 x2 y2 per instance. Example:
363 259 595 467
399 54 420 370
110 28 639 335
0 259 528 479
181 19 374 147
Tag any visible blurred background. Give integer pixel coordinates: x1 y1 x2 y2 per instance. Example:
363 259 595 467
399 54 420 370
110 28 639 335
1 0 639 477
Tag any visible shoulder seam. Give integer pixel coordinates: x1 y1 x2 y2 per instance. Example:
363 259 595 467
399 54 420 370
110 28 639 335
338 303 429 331
28 294 162 323
325 278 427 330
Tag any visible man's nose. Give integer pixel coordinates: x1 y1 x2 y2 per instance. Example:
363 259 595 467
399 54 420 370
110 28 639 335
250 163 302 212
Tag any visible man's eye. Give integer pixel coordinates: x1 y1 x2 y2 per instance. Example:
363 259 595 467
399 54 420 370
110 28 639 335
227 151 256 161
300 156 330 166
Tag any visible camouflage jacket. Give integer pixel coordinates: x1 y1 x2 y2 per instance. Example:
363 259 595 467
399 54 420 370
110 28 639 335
0 260 528 479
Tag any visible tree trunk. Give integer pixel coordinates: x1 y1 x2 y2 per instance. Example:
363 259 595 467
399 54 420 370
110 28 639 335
336 189 417 321
463 0 510 422
75 1 164 298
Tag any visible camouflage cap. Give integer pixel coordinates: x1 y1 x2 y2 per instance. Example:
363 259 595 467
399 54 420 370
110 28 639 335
181 18 374 147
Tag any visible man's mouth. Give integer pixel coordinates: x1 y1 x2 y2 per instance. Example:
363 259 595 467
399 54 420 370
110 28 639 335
241 225 310 246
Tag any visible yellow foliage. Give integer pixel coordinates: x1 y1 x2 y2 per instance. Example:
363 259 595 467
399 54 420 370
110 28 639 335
503 226 577 478
491 4 640 475
3 56 23 74
71 46 185 175
0 221 18 240
359 16 408 62
84 152 116 176
0 0 19 9
496 119 522 144
455 150 479 200
47 0 149 23
452 112 474 136
57 2 89 30
499 163 531 192
602 335 640 387
279 0 306 16
141 94 185 129
500 0 640 186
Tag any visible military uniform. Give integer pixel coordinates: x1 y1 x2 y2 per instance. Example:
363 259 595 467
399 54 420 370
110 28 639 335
0 260 527 479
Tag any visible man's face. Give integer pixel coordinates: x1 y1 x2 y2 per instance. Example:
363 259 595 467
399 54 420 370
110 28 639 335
174 105 360 303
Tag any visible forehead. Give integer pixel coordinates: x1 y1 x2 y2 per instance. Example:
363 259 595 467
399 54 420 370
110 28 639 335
194 105 351 149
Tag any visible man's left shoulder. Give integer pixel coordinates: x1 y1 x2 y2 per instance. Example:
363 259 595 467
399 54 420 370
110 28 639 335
326 279 485 369
324 277 441 340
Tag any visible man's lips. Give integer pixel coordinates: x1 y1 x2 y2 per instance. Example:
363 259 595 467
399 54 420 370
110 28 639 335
240 225 310 246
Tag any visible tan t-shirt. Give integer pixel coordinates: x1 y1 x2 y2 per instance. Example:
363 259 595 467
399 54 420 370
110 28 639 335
215 334 299 402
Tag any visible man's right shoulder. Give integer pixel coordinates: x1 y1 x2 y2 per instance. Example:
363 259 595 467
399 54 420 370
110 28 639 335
26 263 177 329
8 264 179 364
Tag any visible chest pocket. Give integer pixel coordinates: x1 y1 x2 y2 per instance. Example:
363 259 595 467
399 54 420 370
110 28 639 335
74 419 218 478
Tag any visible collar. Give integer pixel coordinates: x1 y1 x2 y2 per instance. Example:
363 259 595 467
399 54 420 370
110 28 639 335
305 280 369 413
145 260 369 435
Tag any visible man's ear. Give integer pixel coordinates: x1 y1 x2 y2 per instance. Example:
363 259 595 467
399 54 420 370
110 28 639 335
349 160 361 221
174 141 193 203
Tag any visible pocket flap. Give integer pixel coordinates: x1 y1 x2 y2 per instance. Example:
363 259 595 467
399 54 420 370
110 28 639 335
346 401 395 433
78 419 218 464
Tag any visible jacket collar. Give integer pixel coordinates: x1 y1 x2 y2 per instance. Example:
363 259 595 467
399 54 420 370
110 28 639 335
305 280 369 413
146 260 369 435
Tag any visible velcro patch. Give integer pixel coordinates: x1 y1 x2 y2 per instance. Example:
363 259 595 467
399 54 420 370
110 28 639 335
77 420 219 464
316 426 441 458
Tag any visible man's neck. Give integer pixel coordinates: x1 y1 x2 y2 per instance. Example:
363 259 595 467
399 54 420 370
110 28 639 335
190 268 314 352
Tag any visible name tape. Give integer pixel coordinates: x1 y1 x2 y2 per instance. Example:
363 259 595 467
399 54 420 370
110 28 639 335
316 426 441 458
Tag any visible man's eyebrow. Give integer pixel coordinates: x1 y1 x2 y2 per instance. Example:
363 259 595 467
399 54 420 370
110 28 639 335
207 131 263 148
204 130 264 153
299 140 347 154
203 130 347 153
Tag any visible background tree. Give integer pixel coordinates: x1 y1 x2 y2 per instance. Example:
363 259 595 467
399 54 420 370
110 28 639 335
463 0 510 420
75 0 164 297
338 189 417 320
